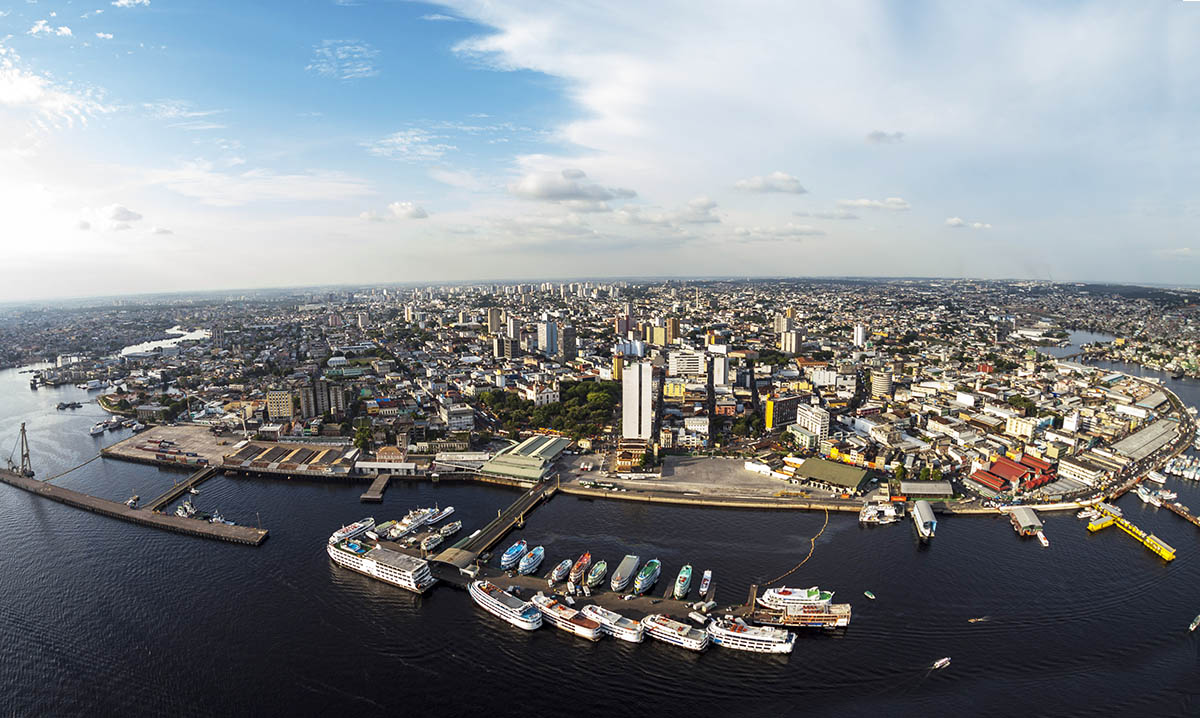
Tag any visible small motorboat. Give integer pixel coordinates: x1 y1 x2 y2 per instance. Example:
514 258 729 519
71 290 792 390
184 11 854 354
1190 614 1200 633
863 590 876 600
932 657 951 670
1037 531 1049 548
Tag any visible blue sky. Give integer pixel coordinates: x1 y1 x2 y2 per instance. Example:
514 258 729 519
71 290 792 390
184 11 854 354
1 1 1199 299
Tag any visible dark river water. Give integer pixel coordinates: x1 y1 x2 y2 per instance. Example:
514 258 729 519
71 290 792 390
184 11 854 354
2 335 1200 717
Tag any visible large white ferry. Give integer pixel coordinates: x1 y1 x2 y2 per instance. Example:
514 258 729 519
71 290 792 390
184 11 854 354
531 593 602 641
707 618 795 654
329 517 375 544
757 586 834 611
610 554 640 592
641 614 709 651
468 581 542 631
326 540 436 593
581 604 644 643
387 508 437 539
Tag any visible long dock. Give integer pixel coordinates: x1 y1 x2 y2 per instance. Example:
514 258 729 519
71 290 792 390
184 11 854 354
145 466 220 512
0 468 268 546
360 474 390 502
1087 504 1175 561
1163 501 1200 530
434 479 557 568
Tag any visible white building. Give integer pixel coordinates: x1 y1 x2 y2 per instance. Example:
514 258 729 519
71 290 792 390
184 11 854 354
622 361 655 440
668 350 706 377
853 324 868 348
711 355 731 386
795 404 830 442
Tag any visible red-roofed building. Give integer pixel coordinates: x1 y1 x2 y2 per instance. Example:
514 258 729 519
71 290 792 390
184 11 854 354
969 470 1008 493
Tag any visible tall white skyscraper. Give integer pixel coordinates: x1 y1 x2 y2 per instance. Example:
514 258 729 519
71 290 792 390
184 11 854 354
711 355 730 386
853 324 868 348
622 361 654 440
537 320 559 356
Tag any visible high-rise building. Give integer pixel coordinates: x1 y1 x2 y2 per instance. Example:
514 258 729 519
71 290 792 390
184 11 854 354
558 325 577 362
853 324 868 348
266 389 294 422
506 315 521 339
871 371 894 399
773 314 794 333
537 320 559 356
486 307 503 334
780 330 803 355
493 335 521 359
298 385 316 419
796 404 830 441
622 362 655 440
668 350 706 377
711 355 730 386
612 355 624 381
665 317 681 344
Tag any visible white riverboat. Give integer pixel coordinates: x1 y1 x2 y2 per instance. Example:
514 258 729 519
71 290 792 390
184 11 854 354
581 604 644 643
468 581 542 631
531 593 602 641
326 540 436 594
640 614 709 651
707 618 796 654
329 517 375 544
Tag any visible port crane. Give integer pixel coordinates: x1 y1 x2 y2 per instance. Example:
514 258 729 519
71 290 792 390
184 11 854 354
6 423 34 478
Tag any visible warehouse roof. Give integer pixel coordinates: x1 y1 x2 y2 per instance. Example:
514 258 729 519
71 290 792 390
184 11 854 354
792 458 868 491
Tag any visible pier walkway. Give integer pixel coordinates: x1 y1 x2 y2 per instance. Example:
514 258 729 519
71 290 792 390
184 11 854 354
1087 503 1175 561
360 474 390 503
145 466 220 512
0 468 267 545
434 478 557 569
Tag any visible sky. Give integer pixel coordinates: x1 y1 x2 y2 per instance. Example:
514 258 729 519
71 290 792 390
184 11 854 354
1 0 1199 301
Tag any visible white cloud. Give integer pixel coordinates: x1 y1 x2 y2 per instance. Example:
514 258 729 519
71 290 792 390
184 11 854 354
306 40 379 80
429 167 484 191
733 223 825 240
0 45 108 134
151 226 173 235
421 13 461 22
795 208 858 220
508 168 635 202
945 216 991 229
388 201 428 219
368 129 456 161
146 162 374 207
734 171 807 194
28 21 73 36
77 220 91 230
111 0 150 7
866 130 904 144
143 100 226 130
615 196 719 226
837 197 911 211
95 32 113 40
107 204 142 222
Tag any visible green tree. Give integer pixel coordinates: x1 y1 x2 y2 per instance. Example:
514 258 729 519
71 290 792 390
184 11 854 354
919 466 931 481
894 465 907 481
353 425 373 451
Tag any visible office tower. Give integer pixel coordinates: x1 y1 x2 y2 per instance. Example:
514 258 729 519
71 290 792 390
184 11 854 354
622 362 655 440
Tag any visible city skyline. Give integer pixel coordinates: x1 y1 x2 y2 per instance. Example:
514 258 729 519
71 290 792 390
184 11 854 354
3 1 1200 301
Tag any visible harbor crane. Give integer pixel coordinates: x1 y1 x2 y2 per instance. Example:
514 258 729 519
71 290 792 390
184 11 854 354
6 423 34 478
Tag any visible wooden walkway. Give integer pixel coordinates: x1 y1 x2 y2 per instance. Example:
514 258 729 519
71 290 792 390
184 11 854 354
434 479 557 568
1163 501 1200 530
0 468 268 546
145 466 220 512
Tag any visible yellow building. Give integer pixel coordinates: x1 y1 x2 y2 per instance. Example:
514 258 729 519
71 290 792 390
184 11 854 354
612 355 624 380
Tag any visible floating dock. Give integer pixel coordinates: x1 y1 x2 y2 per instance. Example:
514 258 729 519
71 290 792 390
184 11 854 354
1087 504 1175 561
0 468 268 546
435 479 558 569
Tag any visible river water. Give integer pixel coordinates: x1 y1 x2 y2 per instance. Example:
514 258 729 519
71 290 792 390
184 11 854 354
2 333 1200 717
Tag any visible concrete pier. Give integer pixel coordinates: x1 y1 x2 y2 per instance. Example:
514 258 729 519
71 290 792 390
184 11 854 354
360 474 390 502
0 468 268 546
